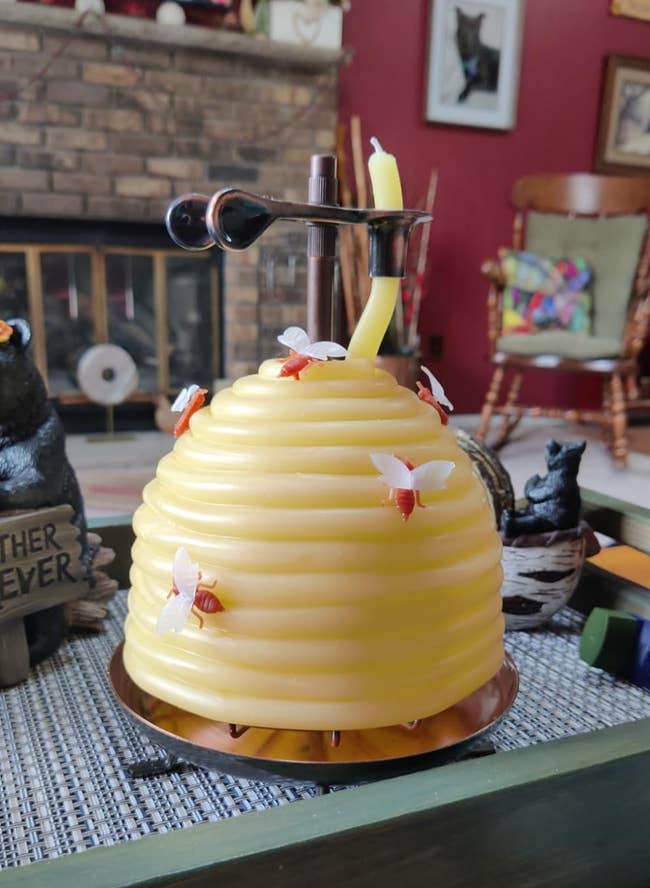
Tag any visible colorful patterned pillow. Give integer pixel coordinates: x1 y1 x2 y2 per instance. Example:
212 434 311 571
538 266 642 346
499 249 593 336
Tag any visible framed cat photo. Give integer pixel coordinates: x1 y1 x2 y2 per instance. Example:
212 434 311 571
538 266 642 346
424 0 526 130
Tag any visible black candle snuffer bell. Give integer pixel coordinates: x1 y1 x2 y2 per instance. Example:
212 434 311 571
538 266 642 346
166 158 430 343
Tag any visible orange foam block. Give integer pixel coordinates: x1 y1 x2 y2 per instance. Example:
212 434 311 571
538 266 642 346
588 545 650 590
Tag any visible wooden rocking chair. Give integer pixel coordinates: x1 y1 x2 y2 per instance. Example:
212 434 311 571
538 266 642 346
476 174 650 464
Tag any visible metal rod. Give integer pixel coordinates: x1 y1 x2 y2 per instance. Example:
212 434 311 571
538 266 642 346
67 253 79 320
125 255 135 321
307 154 337 341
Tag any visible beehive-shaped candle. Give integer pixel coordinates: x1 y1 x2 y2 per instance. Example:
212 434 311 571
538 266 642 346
124 355 504 730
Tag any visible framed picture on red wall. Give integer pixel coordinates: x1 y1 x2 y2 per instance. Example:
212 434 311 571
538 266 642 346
424 0 525 130
594 55 650 175
610 0 650 21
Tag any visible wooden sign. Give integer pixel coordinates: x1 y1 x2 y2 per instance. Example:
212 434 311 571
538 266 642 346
0 505 88 687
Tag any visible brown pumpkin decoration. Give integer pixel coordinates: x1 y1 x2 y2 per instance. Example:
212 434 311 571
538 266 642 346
454 428 514 522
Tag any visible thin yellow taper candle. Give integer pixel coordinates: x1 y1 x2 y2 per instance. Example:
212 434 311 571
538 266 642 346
347 137 404 360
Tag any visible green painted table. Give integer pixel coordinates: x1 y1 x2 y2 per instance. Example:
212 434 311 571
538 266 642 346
2 490 650 888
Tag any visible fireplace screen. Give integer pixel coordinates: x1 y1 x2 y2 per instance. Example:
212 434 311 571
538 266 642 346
0 238 221 402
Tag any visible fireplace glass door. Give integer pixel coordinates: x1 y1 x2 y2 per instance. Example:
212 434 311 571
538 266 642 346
106 253 158 394
0 252 29 320
166 255 216 392
0 242 220 402
41 251 94 396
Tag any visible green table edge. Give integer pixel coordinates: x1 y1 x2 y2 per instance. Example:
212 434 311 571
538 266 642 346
6 716 650 887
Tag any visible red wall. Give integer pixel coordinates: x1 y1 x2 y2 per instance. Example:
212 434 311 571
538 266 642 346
338 0 650 413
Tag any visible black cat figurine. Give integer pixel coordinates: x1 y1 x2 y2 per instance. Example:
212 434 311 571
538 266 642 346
455 7 500 103
500 440 586 538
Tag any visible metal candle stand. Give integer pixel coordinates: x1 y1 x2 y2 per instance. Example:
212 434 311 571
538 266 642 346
110 157 516 784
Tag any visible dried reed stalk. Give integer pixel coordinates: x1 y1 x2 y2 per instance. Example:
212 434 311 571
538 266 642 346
408 168 439 352
349 115 371 309
335 123 358 337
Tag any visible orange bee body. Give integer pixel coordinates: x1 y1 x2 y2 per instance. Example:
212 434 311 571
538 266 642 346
388 459 426 522
169 573 224 629
173 387 208 438
279 352 316 380
0 320 12 343
416 383 448 425
394 488 426 522
193 587 224 615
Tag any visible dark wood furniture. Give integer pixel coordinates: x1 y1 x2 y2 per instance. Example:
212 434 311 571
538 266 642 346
476 174 650 463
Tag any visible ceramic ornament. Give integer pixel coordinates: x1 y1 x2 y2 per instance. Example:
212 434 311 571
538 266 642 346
499 440 599 630
156 1 186 26
77 344 138 406
74 0 105 14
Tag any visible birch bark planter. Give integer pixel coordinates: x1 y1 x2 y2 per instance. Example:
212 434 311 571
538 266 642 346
501 524 592 630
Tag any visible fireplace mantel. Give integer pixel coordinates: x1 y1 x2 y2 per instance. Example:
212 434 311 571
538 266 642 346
0 3 345 70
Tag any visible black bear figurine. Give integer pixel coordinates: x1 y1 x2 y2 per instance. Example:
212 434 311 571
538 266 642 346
500 440 586 538
0 318 88 665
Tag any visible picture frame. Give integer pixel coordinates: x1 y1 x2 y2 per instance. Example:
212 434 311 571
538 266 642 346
610 0 650 21
594 55 650 176
176 0 235 10
424 0 525 131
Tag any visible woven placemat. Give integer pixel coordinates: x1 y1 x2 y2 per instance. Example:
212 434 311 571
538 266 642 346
2 593 650 869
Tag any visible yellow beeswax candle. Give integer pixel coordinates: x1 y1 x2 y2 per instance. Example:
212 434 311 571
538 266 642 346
124 356 504 731
348 138 403 360
367 136 404 209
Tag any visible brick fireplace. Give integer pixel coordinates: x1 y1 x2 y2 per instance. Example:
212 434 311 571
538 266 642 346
0 3 340 395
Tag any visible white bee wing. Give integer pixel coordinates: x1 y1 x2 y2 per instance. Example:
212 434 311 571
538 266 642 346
277 326 310 354
172 547 200 600
370 453 412 489
410 460 455 492
171 384 199 412
156 594 194 635
421 366 453 411
303 341 348 360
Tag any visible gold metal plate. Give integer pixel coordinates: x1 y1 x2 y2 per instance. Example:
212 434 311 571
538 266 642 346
110 644 518 784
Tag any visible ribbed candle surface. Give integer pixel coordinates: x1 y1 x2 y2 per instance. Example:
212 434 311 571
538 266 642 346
124 358 504 730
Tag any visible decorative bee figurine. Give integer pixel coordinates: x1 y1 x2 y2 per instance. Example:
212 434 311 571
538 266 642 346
156 547 224 634
171 384 208 438
370 453 455 522
0 320 12 343
416 366 454 426
277 326 348 380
